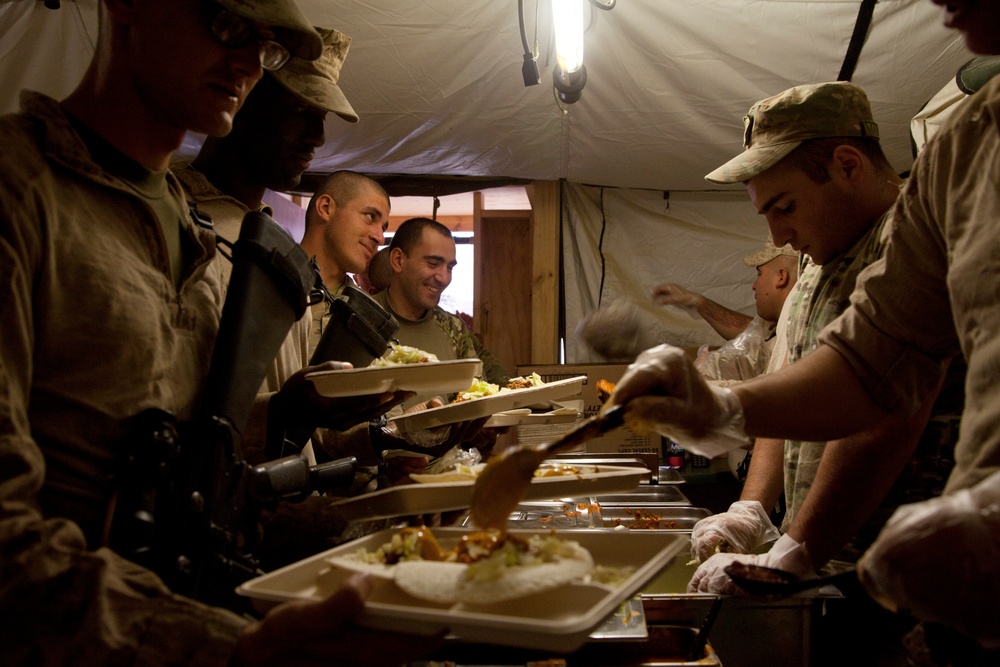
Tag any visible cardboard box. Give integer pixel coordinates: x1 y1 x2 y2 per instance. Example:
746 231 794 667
516 363 665 458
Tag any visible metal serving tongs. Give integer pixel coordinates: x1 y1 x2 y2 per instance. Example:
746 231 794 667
724 561 864 598
469 404 627 530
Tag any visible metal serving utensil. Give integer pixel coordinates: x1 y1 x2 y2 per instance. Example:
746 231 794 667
724 562 862 597
469 404 627 530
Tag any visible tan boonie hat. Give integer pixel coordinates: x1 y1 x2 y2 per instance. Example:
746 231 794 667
216 0 323 62
706 81 880 185
742 238 798 268
270 27 359 123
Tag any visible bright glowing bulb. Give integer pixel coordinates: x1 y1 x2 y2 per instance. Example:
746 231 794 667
552 0 584 73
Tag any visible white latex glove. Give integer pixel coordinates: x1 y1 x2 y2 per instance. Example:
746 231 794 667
608 344 752 458
688 533 813 595
859 470 1000 649
689 500 782 563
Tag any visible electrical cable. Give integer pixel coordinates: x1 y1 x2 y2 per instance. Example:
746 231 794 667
518 0 540 86
518 0 531 53
596 187 607 308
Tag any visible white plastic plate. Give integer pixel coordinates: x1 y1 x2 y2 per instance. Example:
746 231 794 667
389 376 586 431
324 463 647 522
484 406 580 428
306 359 482 398
236 527 686 652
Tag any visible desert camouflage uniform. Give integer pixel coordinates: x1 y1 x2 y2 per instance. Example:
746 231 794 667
372 290 510 390
430 308 511 385
784 212 961 562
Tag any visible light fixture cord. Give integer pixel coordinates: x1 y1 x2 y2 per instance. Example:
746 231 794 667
597 187 608 308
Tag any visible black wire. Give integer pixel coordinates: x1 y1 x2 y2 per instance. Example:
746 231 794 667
518 0 531 54
596 187 607 308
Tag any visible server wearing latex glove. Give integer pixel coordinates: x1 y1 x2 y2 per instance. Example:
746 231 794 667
606 343 752 459
609 81 964 665
615 3 1000 663
689 500 780 564
688 533 813 595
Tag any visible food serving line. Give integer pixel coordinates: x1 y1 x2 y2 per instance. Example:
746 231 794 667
240 368 836 666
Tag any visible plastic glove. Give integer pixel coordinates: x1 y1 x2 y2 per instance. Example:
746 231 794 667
607 344 752 458
690 500 782 563
651 283 702 311
688 533 813 595
858 470 1000 649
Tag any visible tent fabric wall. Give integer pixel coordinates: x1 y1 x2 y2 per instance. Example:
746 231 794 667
0 0 98 117
3 1 972 193
0 0 974 366
562 182 768 363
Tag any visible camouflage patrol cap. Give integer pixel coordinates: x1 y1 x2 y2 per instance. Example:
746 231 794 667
742 238 798 268
215 0 322 61
270 27 359 122
705 81 880 185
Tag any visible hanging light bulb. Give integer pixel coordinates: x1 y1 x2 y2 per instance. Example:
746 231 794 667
553 0 584 73
552 0 587 103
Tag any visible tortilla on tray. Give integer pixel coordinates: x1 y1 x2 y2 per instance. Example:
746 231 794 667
327 527 595 605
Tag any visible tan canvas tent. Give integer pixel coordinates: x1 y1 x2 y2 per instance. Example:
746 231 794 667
0 0 975 365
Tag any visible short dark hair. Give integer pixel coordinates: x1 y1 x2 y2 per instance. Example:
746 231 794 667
784 137 894 184
305 171 389 229
389 217 452 255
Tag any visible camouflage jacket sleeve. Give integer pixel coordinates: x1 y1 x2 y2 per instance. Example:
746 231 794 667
431 308 511 385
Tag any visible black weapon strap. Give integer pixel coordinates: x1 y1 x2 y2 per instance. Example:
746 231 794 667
187 200 236 263
838 0 878 82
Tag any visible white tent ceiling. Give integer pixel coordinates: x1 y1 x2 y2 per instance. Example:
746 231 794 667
0 0 973 194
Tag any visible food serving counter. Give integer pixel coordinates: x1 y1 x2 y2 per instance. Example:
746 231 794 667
290 450 830 666
433 460 829 667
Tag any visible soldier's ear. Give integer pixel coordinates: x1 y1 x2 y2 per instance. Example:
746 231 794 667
313 193 335 223
775 267 790 288
389 247 406 272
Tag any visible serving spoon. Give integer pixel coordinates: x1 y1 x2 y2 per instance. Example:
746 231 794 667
724 561 862 597
469 404 627 530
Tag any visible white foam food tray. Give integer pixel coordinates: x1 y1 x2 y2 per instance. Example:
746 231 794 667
388 376 586 431
325 462 647 522
236 527 686 652
306 359 482 398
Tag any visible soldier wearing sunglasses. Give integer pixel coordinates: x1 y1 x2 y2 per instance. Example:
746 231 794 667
0 0 443 665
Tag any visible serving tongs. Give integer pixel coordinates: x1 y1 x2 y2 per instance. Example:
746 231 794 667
470 404 627 530
724 562 864 598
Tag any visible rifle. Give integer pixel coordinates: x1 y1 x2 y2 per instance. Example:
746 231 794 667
310 281 399 368
109 211 356 610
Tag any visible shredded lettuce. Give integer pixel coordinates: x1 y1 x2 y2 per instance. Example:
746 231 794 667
455 378 500 401
464 534 582 582
372 343 439 366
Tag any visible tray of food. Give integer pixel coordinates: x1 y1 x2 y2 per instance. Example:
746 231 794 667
388 376 586 431
562 485 693 506
325 462 647 522
455 504 712 531
306 358 483 398
236 526 687 652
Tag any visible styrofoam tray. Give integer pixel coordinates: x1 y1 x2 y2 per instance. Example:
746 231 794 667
236 527 686 652
389 376 585 431
484 407 580 428
325 463 647 522
306 359 482 398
